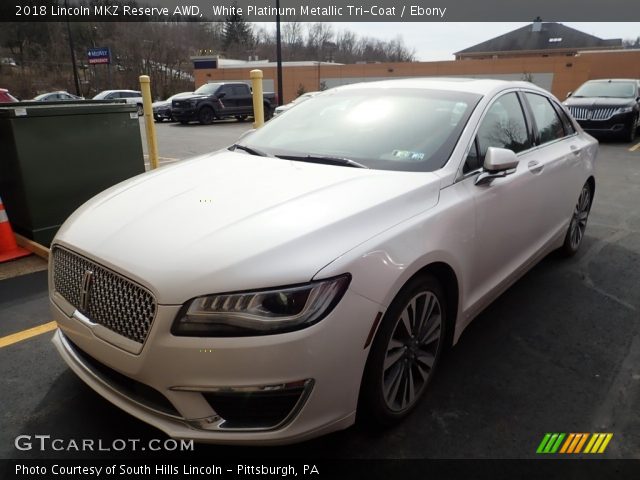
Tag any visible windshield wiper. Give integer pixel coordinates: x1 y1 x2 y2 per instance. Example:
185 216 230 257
229 144 269 157
276 154 369 169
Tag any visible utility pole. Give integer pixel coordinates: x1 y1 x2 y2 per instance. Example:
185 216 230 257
275 0 283 106
65 0 81 96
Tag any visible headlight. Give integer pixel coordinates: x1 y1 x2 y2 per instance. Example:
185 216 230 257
172 274 351 337
616 106 633 114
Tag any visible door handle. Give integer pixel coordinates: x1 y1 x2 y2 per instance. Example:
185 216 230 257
570 145 582 156
528 160 543 174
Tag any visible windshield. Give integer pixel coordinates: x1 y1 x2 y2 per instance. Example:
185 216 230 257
194 83 222 95
241 88 481 172
573 81 636 98
167 92 193 101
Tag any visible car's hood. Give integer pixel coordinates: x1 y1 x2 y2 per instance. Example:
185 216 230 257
174 94 207 103
565 97 635 108
55 152 441 304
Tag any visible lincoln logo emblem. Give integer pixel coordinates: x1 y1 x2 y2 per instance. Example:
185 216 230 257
79 270 94 312
586 110 593 120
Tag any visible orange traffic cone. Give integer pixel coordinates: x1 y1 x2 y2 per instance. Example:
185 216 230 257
0 197 31 263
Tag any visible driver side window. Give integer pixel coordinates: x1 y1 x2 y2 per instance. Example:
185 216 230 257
464 92 531 173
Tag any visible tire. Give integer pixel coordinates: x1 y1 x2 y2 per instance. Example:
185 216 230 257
136 104 144 116
235 115 247 122
561 182 593 257
179 120 189 125
198 107 215 125
264 105 273 121
625 115 638 143
359 273 448 427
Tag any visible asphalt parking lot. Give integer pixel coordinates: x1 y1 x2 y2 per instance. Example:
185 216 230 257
140 118 251 169
1 123 639 461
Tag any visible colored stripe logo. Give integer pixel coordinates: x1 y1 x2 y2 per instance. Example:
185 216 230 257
536 433 613 454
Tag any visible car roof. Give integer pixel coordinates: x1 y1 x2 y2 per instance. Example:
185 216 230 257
334 77 548 97
98 89 140 94
584 78 639 83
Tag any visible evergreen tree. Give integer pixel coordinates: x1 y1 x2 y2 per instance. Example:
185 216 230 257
222 7 253 59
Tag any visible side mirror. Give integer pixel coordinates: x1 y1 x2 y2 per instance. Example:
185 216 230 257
217 92 226 99
566 91 572 98
475 147 519 186
484 147 518 171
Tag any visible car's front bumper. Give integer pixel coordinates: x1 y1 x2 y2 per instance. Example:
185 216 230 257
576 111 635 135
153 108 172 120
171 108 197 122
51 287 381 444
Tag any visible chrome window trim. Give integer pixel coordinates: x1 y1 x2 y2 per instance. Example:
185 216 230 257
455 88 536 183
455 88 579 184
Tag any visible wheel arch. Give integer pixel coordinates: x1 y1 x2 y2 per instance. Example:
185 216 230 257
366 260 460 354
356 260 460 423
586 175 596 200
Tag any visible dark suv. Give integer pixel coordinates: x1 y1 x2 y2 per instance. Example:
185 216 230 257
564 79 640 142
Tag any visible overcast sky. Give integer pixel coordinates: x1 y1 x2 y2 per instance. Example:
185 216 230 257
259 23 640 61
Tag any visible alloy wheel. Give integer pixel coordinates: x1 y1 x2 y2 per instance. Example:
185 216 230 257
569 185 591 250
382 291 443 412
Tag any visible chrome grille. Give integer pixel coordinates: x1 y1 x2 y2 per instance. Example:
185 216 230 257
567 106 617 121
52 247 157 344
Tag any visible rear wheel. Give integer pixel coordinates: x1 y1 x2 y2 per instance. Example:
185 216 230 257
360 274 447 426
561 182 593 256
198 107 215 125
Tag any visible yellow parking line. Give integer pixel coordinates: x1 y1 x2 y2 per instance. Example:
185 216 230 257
0 321 57 348
629 141 640 152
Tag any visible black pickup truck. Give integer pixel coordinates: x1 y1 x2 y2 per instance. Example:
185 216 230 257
172 82 277 125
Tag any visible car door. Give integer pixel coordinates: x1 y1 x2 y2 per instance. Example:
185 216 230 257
459 91 551 315
216 85 238 115
522 92 590 239
233 84 253 113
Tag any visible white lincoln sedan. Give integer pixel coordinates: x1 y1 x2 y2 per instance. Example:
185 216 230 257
50 78 597 444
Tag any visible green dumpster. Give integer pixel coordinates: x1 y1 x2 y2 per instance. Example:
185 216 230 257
0 101 145 246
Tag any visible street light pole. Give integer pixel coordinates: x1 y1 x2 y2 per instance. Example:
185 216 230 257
65 0 81 96
275 0 283 106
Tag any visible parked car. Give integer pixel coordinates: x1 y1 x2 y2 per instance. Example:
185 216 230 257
50 78 597 445
0 88 18 103
152 92 193 122
172 82 277 125
274 91 320 116
564 78 640 142
33 91 83 102
93 89 144 115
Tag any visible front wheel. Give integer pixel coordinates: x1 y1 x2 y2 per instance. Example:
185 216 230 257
625 115 638 143
136 104 144 116
359 274 447 426
198 107 215 125
561 182 593 256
